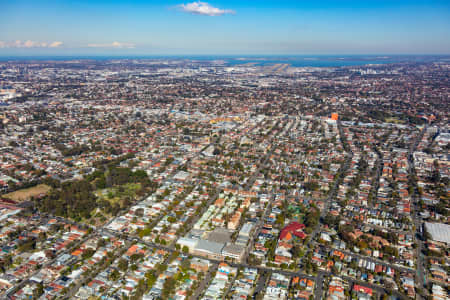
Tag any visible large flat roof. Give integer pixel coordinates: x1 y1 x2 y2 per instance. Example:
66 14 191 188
195 239 225 254
425 222 450 244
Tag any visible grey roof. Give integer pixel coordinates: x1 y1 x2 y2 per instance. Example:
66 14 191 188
425 222 450 244
195 239 225 254
207 227 232 244
222 243 245 256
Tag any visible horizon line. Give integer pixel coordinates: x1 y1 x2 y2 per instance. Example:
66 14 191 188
0 53 449 58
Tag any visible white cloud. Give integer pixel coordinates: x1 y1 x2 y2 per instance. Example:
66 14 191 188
87 41 135 48
24 40 41 48
178 1 234 16
49 41 63 48
0 40 63 48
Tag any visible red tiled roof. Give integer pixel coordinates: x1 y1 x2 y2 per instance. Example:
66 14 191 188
279 222 306 240
353 284 372 296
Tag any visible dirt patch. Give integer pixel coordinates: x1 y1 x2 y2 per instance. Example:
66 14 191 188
2 184 51 202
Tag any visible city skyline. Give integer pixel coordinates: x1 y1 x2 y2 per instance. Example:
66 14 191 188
1 0 450 55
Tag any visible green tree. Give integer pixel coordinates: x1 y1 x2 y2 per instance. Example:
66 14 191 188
118 258 128 272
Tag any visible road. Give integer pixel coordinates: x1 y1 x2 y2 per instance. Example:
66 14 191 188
190 262 218 300
253 269 271 297
314 272 325 300
407 125 427 299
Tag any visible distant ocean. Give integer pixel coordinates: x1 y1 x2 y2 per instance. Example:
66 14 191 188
0 55 448 67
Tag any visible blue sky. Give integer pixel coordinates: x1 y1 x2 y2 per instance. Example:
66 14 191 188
0 0 449 55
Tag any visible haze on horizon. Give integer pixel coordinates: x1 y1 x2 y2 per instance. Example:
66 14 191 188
1 0 450 55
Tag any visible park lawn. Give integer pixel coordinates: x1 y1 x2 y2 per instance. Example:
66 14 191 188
2 184 51 202
90 183 141 226
79 183 142 226
95 182 142 204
